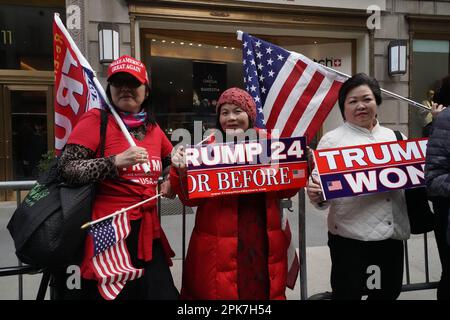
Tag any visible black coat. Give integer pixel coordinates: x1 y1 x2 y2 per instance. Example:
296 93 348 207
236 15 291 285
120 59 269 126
425 107 450 245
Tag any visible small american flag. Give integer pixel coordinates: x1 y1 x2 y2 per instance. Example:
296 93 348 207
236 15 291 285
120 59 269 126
241 32 346 141
89 212 143 300
292 169 305 179
327 180 343 191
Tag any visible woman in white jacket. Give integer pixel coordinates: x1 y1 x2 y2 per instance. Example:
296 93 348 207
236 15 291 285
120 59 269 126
306 73 410 300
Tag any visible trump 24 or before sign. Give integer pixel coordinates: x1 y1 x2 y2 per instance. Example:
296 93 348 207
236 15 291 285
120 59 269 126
186 137 308 199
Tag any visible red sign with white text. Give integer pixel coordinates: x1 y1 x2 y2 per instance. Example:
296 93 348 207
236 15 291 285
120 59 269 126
187 137 307 199
312 138 428 200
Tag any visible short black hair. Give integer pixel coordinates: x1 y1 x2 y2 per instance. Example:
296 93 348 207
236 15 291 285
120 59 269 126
434 75 450 107
338 73 382 119
106 84 156 126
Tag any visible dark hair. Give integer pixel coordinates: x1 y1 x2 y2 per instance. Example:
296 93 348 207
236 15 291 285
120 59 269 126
434 75 450 107
106 84 156 125
338 73 382 119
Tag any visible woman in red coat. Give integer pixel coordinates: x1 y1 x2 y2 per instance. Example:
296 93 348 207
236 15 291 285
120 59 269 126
170 87 298 300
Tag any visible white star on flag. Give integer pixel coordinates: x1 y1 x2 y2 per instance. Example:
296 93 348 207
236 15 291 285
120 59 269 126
240 31 346 140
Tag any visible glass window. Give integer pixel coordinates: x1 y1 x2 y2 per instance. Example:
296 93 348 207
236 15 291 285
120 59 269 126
144 33 243 143
10 90 48 179
410 39 450 138
143 31 352 147
0 5 65 70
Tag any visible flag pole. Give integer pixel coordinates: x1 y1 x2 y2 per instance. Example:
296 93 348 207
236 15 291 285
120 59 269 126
319 64 431 111
236 30 430 112
80 193 162 229
54 13 151 173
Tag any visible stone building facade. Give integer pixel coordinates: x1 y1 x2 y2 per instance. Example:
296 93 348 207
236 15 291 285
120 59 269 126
2 0 450 185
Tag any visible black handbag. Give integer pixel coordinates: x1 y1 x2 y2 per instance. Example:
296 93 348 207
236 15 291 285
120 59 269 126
394 131 435 234
7 110 108 268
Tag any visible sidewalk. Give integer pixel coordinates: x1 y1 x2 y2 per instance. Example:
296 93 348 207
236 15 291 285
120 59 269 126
0 198 441 300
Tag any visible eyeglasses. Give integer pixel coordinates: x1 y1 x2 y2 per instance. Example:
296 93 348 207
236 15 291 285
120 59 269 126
109 78 143 89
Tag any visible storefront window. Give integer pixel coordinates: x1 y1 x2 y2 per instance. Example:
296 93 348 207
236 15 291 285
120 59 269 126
11 91 48 180
410 39 450 138
145 34 243 142
144 31 353 146
0 5 65 70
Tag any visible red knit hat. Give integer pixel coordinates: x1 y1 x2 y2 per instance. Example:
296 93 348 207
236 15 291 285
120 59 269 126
107 55 149 85
216 87 257 123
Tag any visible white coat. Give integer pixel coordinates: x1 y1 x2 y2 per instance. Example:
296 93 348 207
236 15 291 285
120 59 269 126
313 121 410 241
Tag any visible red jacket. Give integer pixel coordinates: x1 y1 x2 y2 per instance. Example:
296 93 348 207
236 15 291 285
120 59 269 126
170 166 298 300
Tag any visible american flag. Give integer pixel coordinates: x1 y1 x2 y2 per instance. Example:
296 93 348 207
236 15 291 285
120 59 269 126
240 32 345 290
89 212 143 300
53 14 106 155
292 169 305 179
327 180 343 191
282 216 300 290
241 32 346 142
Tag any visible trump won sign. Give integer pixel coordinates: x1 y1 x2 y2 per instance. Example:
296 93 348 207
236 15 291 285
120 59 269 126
186 137 308 199
313 138 428 200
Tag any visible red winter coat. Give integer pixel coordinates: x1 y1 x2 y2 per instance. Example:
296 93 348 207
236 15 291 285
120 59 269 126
170 166 298 300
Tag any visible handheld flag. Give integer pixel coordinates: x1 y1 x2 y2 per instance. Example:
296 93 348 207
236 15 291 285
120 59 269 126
53 14 152 173
240 31 346 141
89 211 144 300
53 14 106 155
239 31 345 290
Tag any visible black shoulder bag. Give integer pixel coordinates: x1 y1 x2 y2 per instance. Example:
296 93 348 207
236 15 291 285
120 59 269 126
394 130 435 234
7 110 109 268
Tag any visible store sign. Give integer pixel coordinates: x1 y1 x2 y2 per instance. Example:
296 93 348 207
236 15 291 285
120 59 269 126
313 57 342 68
193 61 226 114
312 138 428 200
186 137 308 199
235 0 385 10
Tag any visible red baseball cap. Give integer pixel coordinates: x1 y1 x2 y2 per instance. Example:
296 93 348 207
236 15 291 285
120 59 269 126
107 55 149 85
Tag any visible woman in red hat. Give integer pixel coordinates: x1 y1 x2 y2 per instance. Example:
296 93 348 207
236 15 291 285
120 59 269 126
170 87 299 300
54 55 179 300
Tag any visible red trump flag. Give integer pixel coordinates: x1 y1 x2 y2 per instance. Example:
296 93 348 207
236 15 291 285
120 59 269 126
53 14 105 155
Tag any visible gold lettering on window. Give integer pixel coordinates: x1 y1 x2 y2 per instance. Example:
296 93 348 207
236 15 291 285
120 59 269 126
1 30 13 45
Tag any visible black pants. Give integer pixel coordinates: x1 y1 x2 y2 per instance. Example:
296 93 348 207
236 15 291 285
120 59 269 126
328 233 404 300
432 202 450 300
51 220 179 300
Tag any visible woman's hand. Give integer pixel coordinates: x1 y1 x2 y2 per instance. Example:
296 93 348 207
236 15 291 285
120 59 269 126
160 180 176 199
306 175 324 204
114 146 148 169
171 146 187 175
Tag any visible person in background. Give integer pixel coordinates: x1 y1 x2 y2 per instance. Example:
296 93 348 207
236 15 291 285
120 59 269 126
306 73 410 300
54 55 178 300
425 74 450 300
170 87 299 300
422 88 445 137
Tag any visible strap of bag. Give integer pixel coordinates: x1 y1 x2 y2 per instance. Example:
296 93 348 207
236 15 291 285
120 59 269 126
36 270 51 300
98 109 108 157
394 130 403 141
